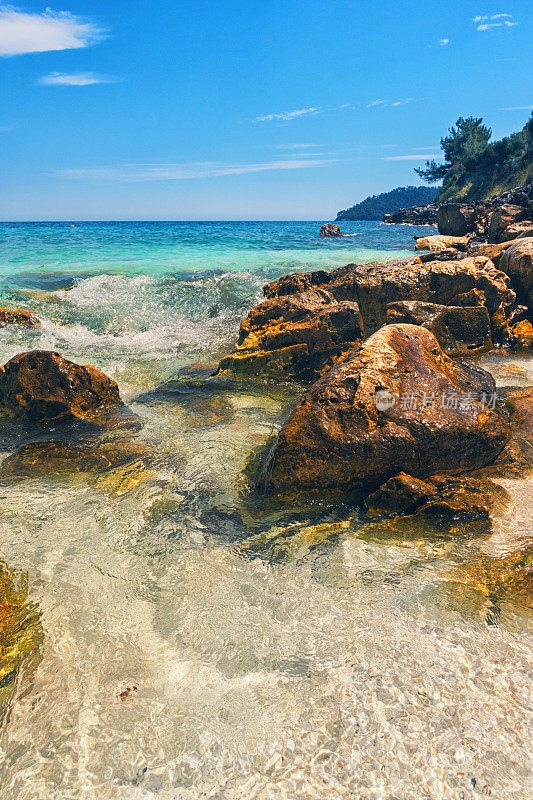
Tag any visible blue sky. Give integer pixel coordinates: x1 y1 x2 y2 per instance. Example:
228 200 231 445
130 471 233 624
0 0 531 220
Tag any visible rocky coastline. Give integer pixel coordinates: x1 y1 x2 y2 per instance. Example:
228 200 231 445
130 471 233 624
214 186 533 548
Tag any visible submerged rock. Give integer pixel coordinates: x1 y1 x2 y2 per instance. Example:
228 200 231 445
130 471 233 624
0 561 42 722
320 223 345 237
0 350 124 425
216 289 364 381
386 300 492 356
0 438 148 478
0 307 40 328
365 472 500 522
257 324 511 493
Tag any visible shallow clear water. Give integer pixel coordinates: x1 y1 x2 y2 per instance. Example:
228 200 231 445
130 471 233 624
0 221 531 799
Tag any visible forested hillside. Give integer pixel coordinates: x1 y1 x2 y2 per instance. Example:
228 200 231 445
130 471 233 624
335 186 439 221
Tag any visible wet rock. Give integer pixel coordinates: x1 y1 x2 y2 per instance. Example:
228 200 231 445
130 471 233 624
0 350 124 425
365 473 434 517
216 290 364 381
414 235 469 252
320 223 345 237
0 308 40 328
475 387 533 479
437 203 475 236
511 320 533 349
386 301 492 356
488 204 528 242
365 472 497 521
257 324 511 492
499 238 533 315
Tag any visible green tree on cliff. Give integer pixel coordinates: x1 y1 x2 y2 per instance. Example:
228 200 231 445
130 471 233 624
415 117 492 184
415 114 533 201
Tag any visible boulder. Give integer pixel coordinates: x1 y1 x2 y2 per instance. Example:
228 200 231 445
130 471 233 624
257 324 511 492
0 307 40 328
365 472 495 521
488 204 528 242
266 256 514 343
437 203 475 236
499 238 533 314
385 301 492 356
0 350 124 425
501 221 533 241
414 234 469 252
216 290 364 381
320 223 344 237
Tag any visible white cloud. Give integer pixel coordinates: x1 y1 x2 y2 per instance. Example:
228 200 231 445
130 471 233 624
473 13 517 31
256 107 321 122
38 71 117 86
58 159 334 182
383 154 444 161
499 105 533 111
368 98 414 108
439 38 449 46
0 6 106 56
255 104 351 122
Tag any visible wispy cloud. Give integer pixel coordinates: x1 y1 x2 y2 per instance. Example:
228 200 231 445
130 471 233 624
38 71 118 86
0 6 106 56
256 107 321 122
383 154 444 161
58 159 334 182
499 105 532 111
439 38 449 46
367 98 414 108
271 143 322 149
255 104 351 123
473 13 517 31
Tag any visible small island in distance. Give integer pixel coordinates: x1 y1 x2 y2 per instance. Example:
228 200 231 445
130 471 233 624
335 185 439 221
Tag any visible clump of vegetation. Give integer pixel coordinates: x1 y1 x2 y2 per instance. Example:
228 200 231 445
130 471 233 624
415 113 533 202
335 185 439 221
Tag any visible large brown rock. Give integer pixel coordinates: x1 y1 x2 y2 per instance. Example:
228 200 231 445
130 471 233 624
0 307 40 328
437 203 475 236
488 204 528 242
266 256 514 337
257 324 510 493
216 289 364 381
385 301 492 356
499 238 533 314
0 350 124 425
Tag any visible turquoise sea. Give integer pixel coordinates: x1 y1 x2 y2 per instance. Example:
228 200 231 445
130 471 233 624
0 219 531 799
0 220 429 389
